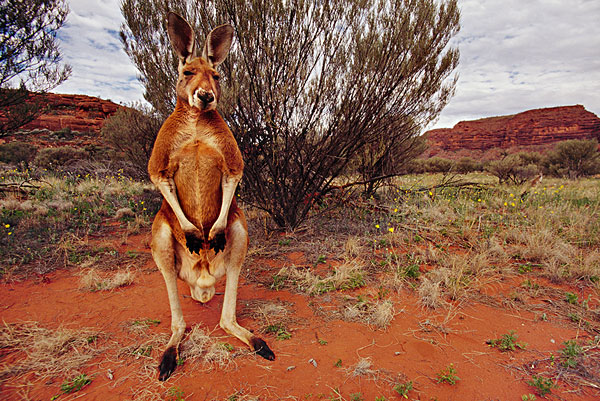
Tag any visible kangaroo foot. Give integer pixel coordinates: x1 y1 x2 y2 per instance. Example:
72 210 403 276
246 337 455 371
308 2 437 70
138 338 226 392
250 336 275 361
158 346 178 381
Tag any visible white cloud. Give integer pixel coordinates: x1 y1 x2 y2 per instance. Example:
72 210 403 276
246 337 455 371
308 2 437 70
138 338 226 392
54 0 145 105
430 0 600 129
55 0 600 126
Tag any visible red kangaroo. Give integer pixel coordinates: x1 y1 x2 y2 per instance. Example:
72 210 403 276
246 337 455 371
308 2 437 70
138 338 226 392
148 12 274 381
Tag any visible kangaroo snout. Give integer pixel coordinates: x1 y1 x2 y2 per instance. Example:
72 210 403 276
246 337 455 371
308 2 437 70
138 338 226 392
195 89 215 105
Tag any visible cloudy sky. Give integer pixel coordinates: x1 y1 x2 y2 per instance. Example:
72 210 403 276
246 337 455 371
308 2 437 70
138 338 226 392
55 0 600 130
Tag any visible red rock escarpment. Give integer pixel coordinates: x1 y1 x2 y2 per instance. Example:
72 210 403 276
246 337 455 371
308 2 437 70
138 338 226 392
426 105 600 155
20 93 120 133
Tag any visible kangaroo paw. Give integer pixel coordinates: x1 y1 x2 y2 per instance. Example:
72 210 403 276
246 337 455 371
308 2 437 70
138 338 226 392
185 232 205 254
209 232 226 254
158 346 178 381
250 337 275 361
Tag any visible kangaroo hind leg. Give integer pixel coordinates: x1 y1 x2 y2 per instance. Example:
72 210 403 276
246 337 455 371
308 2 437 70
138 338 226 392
218 216 275 360
151 218 185 380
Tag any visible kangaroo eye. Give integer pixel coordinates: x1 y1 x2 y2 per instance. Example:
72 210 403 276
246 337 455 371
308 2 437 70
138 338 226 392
213 75 220 81
183 70 194 76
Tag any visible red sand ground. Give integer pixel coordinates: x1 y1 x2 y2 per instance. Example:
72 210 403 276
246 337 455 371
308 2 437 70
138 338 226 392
1 232 598 401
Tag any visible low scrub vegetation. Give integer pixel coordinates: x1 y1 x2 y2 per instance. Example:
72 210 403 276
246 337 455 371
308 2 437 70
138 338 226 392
408 139 600 183
0 168 160 277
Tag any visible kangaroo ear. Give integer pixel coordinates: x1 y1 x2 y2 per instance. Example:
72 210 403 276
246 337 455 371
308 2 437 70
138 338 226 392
202 24 233 67
167 12 196 65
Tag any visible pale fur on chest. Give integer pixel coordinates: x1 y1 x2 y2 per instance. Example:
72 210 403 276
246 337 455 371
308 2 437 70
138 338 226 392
170 119 224 161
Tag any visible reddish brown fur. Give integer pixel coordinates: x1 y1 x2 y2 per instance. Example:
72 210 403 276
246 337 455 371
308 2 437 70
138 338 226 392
150 13 273 381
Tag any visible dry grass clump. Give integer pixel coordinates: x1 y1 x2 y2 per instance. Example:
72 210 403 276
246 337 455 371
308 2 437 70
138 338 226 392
79 268 135 291
275 259 366 295
180 325 236 369
346 357 376 378
343 299 395 329
0 322 102 382
343 236 363 260
418 277 444 309
240 299 294 330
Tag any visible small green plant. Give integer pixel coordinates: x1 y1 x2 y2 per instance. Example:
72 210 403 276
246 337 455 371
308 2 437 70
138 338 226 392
399 261 420 279
278 238 291 246
131 345 153 357
487 330 527 352
334 358 342 367
166 386 186 401
350 393 363 401
527 375 556 397
265 323 291 340
271 274 286 290
393 381 413 398
436 364 460 385
314 255 327 266
329 387 343 401
132 318 161 327
565 292 579 305
318 338 328 345
522 394 536 401
60 374 92 394
561 340 583 368
126 250 139 258
218 342 235 352
375 397 387 401
522 279 539 290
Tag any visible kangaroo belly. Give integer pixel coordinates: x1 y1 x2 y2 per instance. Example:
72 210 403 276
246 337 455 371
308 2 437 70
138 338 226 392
172 141 223 232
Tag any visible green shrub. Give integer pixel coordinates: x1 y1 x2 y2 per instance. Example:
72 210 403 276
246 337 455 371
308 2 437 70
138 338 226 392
33 146 87 170
455 157 483 173
101 104 161 179
424 157 455 173
485 152 541 184
544 139 600 178
0 141 37 168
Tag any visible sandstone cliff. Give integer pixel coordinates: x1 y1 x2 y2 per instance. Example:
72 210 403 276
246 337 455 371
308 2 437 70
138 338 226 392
425 105 600 158
20 93 121 133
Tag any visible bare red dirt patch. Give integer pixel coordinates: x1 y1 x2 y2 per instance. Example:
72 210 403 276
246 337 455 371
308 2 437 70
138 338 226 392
1 232 598 400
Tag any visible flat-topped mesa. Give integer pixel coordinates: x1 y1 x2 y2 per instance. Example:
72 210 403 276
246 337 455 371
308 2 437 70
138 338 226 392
18 93 120 133
426 105 600 154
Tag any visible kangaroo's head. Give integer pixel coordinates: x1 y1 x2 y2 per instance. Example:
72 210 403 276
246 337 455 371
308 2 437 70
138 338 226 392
167 12 233 111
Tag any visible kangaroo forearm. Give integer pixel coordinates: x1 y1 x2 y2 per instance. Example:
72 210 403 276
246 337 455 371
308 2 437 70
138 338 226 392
154 178 197 231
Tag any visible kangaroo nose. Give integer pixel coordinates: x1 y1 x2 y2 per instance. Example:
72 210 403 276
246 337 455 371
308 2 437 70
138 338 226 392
196 90 214 104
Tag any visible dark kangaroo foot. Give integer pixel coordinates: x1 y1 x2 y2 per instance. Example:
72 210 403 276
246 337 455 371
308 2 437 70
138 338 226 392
158 346 178 381
250 336 275 361
209 232 226 254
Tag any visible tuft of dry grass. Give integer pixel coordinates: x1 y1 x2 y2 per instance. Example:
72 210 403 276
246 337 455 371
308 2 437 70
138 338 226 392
346 357 376 378
0 322 103 382
180 325 236 369
418 277 444 309
343 299 395 329
275 259 366 295
343 236 363 260
78 268 135 292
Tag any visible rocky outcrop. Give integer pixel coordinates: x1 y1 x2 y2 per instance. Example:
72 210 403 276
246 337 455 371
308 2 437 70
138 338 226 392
425 105 600 157
21 93 121 133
